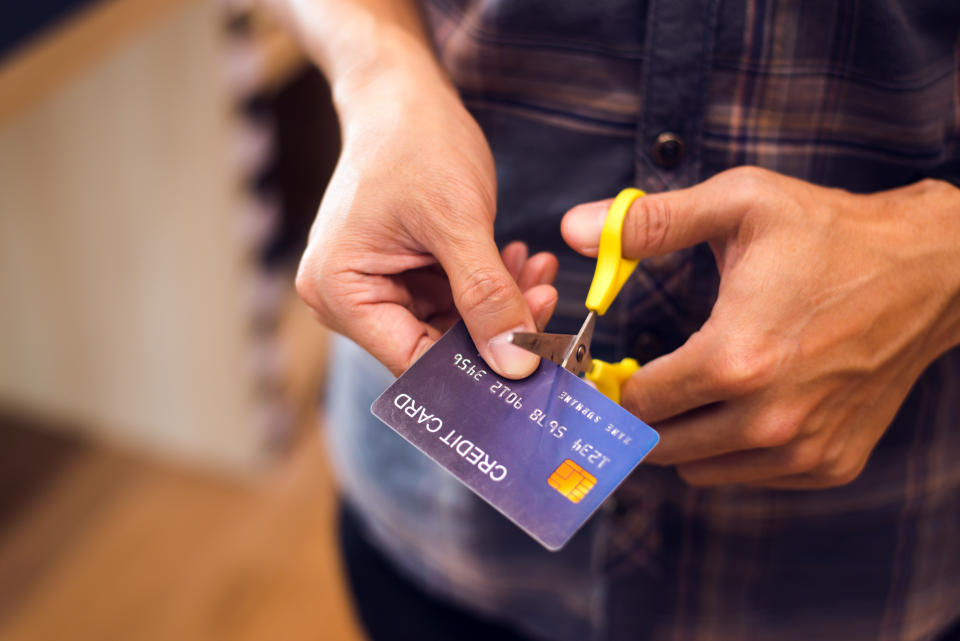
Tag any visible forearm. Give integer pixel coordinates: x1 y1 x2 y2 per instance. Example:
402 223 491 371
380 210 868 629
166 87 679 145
263 0 451 126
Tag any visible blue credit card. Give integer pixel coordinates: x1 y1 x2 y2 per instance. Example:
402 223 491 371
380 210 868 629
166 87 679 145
370 321 659 551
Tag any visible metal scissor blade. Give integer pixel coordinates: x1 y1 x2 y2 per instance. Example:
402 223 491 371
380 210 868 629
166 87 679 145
510 310 597 377
509 332 576 366
560 310 596 376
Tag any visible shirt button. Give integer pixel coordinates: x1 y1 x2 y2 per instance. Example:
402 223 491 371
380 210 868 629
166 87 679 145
651 131 684 168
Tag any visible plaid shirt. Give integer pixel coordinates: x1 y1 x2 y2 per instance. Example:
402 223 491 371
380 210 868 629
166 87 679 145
326 2 960 640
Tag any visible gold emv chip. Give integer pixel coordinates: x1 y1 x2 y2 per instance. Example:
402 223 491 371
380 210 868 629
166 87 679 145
548 459 597 503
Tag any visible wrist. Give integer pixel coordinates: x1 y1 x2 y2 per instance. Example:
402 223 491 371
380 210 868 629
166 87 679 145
887 179 960 359
330 31 455 133
280 1 453 130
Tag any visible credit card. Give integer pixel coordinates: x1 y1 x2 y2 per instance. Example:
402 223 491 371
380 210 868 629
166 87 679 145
371 321 659 551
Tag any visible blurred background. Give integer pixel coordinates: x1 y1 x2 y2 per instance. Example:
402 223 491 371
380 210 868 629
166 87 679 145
0 0 365 638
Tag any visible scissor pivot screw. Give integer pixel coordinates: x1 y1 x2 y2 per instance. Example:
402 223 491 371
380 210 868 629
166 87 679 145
576 345 585 362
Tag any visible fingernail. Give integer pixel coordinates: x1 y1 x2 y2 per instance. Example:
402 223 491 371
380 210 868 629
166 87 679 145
487 327 539 379
564 202 608 252
505 245 524 279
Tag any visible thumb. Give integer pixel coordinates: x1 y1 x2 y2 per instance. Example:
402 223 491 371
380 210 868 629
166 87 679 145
561 182 737 259
431 231 540 379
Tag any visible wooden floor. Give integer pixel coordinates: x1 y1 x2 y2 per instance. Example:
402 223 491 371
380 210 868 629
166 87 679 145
0 417 367 641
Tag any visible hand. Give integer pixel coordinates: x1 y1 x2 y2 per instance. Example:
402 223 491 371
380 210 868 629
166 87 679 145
563 167 960 488
296 70 557 378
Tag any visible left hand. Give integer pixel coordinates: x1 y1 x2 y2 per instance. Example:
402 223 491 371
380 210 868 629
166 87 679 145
562 167 960 489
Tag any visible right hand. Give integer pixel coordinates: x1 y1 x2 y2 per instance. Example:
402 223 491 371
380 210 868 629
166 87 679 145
296 71 557 378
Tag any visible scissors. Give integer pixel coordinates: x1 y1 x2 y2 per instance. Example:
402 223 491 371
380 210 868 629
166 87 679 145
510 188 644 404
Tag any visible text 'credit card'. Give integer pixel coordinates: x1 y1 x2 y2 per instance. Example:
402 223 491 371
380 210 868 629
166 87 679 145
371 321 659 551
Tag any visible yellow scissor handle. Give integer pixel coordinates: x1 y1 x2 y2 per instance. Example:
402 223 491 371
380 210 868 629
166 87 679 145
586 357 640 404
584 187 645 315
583 188 646 403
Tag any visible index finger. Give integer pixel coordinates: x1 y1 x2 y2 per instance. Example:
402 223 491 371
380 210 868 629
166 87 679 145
621 329 729 423
644 404 743 465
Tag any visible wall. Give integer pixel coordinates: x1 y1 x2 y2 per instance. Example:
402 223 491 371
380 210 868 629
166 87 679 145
0 1 268 470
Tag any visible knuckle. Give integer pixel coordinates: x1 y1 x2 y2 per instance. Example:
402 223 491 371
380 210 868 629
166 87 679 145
819 437 846 467
295 251 335 323
295 255 321 309
728 165 771 188
627 196 673 253
915 177 951 196
743 407 804 449
455 266 517 317
820 456 867 487
782 440 824 474
712 343 779 395
728 165 771 182
743 419 796 449
724 166 774 206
